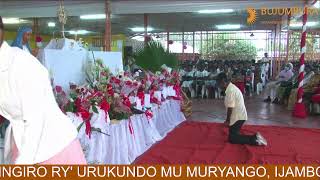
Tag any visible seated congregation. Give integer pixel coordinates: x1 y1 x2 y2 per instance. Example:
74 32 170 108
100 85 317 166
179 58 270 99
178 59 320 115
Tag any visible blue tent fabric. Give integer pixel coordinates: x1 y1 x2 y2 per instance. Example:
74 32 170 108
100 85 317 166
11 26 32 52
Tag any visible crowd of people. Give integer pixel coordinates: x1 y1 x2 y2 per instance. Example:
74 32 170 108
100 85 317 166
264 61 320 113
179 53 272 99
178 55 320 114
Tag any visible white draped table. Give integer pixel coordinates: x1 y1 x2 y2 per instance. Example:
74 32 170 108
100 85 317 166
69 99 185 164
0 100 185 164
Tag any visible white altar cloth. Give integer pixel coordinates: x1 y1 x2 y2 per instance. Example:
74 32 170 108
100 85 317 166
40 49 88 91
70 99 185 164
37 38 123 92
38 47 123 91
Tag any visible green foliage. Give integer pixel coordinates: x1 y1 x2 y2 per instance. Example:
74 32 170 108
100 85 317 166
134 41 178 72
205 34 257 60
85 58 110 89
92 105 99 114
289 32 315 55
65 102 76 113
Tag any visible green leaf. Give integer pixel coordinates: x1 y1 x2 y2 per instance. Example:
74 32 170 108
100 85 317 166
90 99 96 104
65 102 75 112
91 127 110 136
70 92 77 100
77 122 84 132
92 105 99 114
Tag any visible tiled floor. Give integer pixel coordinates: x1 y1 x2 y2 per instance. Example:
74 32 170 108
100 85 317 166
189 92 320 129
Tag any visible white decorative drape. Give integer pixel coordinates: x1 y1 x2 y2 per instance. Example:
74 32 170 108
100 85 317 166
68 99 185 164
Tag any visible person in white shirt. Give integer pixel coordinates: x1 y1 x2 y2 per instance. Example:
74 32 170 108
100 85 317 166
260 63 266 87
205 65 219 99
265 62 270 82
261 53 271 81
181 65 196 97
264 63 294 103
179 67 186 82
0 17 86 164
217 72 267 146
195 64 209 98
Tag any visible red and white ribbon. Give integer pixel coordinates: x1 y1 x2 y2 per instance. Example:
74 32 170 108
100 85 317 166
296 7 308 104
145 109 153 121
128 117 134 138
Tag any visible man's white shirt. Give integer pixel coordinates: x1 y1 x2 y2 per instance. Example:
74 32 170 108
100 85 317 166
224 83 248 126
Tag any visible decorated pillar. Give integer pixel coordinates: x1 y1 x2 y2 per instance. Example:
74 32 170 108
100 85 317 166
104 0 112 51
292 6 308 118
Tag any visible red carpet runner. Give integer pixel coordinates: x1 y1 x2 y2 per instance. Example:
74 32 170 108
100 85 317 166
135 121 320 164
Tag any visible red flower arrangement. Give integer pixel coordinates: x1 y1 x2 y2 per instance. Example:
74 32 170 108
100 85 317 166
53 62 183 137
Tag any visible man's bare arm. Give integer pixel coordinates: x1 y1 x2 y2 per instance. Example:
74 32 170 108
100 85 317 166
225 107 233 125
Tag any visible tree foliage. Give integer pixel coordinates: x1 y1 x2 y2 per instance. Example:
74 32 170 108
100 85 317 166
205 34 257 60
289 32 316 55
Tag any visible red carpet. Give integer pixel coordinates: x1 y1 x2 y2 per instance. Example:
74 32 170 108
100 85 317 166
135 121 320 164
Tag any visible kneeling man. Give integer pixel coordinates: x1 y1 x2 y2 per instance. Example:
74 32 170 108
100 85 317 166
217 73 267 146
